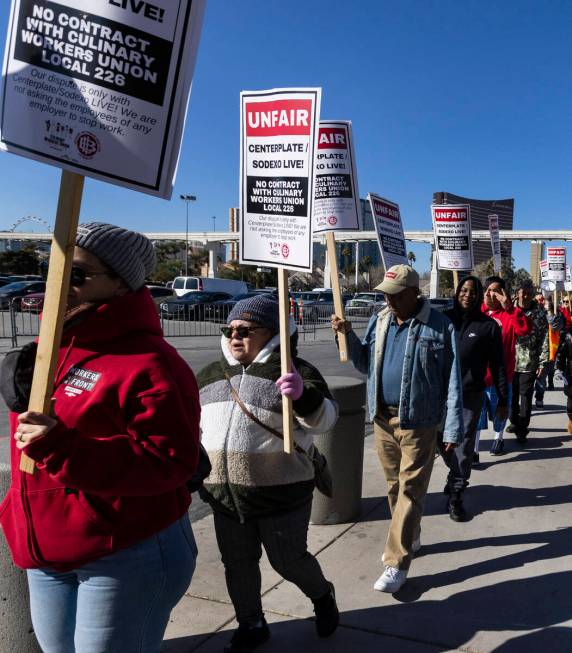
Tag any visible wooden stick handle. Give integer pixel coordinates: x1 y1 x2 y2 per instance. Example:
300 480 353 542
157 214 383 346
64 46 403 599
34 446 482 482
277 268 294 454
20 171 84 474
326 232 348 363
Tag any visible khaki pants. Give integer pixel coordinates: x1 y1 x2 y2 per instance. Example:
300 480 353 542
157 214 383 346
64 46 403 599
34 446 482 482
374 417 438 570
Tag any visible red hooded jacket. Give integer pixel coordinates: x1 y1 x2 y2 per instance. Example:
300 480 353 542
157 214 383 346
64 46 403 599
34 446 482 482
0 289 200 570
482 303 531 386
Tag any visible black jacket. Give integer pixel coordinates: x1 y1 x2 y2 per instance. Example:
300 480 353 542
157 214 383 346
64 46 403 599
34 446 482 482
445 276 509 405
556 327 572 380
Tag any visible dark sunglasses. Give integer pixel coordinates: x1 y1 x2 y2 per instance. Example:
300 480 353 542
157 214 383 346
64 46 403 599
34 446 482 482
70 265 113 287
221 325 264 338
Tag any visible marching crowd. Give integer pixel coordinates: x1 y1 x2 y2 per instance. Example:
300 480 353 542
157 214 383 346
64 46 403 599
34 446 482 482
0 223 571 653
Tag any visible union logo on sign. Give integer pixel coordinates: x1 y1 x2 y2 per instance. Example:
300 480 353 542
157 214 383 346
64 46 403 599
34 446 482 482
327 215 338 225
281 244 290 258
75 132 100 159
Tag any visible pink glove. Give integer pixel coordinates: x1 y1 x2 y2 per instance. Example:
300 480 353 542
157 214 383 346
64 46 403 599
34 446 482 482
276 365 304 401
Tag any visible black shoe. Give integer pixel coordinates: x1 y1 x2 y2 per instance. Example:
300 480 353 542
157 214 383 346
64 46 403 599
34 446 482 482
224 619 270 653
472 452 480 467
448 495 467 522
516 431 528 444
490 439 505 456
505 423 517 433
313 582 339 638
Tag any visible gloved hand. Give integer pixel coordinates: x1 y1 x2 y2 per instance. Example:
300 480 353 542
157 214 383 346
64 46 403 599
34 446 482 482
276 365 304 401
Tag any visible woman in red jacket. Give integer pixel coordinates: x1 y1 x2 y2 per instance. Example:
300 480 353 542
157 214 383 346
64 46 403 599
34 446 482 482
0 223 201 653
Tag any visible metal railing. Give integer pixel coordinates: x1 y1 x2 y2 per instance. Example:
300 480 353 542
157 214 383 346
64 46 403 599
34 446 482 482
2 298 375 346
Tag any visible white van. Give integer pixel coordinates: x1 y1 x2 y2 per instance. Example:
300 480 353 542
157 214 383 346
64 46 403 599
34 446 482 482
172 276 248 297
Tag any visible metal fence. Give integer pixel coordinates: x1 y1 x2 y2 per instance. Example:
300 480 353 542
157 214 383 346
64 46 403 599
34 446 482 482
2 298 376 346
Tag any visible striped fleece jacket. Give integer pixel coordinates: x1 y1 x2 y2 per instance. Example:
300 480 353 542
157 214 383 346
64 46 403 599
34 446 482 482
197 326 338 522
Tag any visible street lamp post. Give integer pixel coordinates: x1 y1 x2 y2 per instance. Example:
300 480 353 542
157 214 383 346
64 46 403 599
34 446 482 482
211 215 216 232
180 194 196 276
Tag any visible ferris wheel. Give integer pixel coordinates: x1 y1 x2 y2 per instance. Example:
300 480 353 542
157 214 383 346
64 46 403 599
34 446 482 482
8 216 53 233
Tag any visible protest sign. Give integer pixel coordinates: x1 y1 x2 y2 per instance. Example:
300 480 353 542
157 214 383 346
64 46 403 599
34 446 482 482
240 87 321 273
240 88 321 451
540 259 549 281
565 265 572 292
488 214 501 273
431 204 473 271
313 120 359 363
547 246 566 282
1 0 205 198
313 121 360 232
368 193 408 269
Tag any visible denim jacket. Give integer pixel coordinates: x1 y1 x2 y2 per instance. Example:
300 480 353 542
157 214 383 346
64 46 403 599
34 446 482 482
346 298 464 443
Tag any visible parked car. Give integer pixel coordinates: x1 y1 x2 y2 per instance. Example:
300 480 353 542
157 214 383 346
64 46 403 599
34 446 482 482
146 285 175 311
291 290 352 323
160 291 233 320
428 297 454 313
21 292 45 313
171 276 248 297
345 292 386 317
204 291 271 323
0 281 46 310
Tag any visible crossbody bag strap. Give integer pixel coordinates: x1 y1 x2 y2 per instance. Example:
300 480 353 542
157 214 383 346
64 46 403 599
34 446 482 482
224 372 306 455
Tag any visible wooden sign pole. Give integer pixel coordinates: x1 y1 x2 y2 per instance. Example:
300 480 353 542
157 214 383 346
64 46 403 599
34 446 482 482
277 267 295 454
325 232 348 363
20 171 84 473
452 270 460 293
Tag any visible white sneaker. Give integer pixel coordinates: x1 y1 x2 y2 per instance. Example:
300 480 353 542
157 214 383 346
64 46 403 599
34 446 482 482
382 537 420 563
373 566 408 593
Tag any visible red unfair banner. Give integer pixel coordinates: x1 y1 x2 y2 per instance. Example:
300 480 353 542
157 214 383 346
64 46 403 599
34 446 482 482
433 208 469 222
245 99 312 136
373 198 400 222
318 127 348 149
548 247 566 256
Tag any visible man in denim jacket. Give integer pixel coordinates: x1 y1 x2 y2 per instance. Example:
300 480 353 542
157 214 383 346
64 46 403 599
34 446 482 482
332 265 463 593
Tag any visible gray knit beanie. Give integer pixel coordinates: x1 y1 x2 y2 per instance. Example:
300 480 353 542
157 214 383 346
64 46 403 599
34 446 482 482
76 222 156 291
227 294 280 333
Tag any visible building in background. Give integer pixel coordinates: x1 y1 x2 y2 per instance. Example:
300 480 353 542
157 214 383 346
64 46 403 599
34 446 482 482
432 191 514 267
529 240 545 287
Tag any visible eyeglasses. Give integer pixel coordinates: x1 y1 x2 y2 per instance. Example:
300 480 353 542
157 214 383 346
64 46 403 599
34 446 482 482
70 265 113 287
221 325 265 338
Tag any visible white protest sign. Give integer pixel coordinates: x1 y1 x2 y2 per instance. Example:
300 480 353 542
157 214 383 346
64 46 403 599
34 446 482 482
488 213 501 273
367 193 407 269
0 0 205 198
565 265 572 292
540 259 549 281
313 121 360 232
240 88 321 272
431 204 473 271
546 246 566 282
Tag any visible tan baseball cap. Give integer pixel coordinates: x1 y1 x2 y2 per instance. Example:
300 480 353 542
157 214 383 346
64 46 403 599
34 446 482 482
375 264 420 295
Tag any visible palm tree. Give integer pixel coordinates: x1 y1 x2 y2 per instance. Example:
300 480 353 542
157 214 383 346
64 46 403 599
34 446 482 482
407 251 416 267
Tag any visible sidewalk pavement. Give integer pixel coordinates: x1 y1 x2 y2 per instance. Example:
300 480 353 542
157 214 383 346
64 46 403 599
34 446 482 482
161 389 572 653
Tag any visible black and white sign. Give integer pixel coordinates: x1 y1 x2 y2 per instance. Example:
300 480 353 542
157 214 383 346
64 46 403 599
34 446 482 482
488 214 501 273
565 265 572 292
547 246 566 282
0 0 205 198
432 204 473 271
313 120 360 233
367 193 407 269
240 87 321 272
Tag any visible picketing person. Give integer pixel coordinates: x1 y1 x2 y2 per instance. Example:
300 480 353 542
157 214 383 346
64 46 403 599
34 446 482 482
534 296 564 408
507 280 549 442
474 276 531 457
0 223 201 653
331 264 464 593
555 320 572 433
197 294 340 653
439 275 508 521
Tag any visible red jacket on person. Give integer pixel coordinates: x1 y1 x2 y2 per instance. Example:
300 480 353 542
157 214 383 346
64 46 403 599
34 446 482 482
0 289 200 571
482 303 531 386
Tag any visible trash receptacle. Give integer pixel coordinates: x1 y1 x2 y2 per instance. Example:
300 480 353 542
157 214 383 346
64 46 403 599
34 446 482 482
310 376 366 525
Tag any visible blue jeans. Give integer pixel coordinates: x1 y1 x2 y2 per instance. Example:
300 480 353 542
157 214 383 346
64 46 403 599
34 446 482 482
27 515 197 653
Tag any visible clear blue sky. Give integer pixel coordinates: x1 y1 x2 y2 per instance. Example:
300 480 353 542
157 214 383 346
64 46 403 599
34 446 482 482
0 0 570 272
